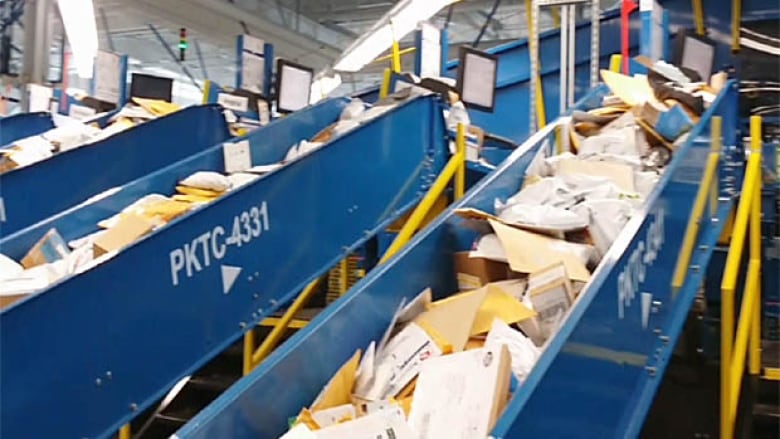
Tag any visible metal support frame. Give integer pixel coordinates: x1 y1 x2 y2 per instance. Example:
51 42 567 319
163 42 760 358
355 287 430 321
147 23 202 91
731 0 741 52
672 117 722 292
241 124 467 375
691 0 705 36
529 0 599 132
719 116 763 439
20 0 52 109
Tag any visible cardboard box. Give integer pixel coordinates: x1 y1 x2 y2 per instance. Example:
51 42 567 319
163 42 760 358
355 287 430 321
454 252 509 290
408 345 511 439
0 293 29 310
21 228 70 269
528 263 575 339
93 214 156 257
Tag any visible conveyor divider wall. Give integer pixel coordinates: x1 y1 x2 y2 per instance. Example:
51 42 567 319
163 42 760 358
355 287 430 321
0 105 231 237
0 95 448 439
0 110 54 145
176 82 742 438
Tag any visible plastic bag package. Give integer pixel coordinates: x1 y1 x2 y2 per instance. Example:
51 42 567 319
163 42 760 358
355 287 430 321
179 171 232 192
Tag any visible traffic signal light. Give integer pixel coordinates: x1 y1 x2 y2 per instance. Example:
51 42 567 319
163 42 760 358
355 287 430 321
179 28 187 61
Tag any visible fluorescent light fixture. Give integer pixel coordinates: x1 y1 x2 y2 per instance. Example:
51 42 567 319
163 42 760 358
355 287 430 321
333 0 458 72
57 0 98 79
310 73 342 104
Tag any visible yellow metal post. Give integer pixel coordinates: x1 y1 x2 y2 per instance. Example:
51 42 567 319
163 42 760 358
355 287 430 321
728 260 761 419
691 0 705 36
372 48 415 65
391 40 402 73
339 258 349 295
251 278 322 365
749 116 763 376
379 68 392 99
525 0 547 128
119 424 131 439
201 80 211 104
380 150 465 263
731 0 742 52
455 123 466 200
720 143 762 439
609 54 622 73
243 329 255 376
552 7 561 28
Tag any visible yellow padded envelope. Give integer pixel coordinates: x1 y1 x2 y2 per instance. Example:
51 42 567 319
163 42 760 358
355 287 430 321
311 349 361 412
470 284 537 335
489 219 591 282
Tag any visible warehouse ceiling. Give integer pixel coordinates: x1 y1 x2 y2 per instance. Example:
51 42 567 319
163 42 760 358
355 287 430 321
4 0 619 103
90 0 567 99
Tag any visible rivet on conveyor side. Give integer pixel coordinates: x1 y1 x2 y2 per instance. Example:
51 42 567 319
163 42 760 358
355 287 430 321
95 378 102 386
251 313 258 319
651 300 662 313
711 217 720 223
698 245 709 251
653 328 662 335
130 403 138 411
659 335 670 344
690 265 700 272
270 299 278 306
105 371 112 380
253 293 259 299
239 322 247 329
645 366 657 376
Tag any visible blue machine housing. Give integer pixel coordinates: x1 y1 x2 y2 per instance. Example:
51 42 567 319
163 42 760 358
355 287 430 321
0 111 55 146
0 105 230 237
175 82 742 438
0 95 449 439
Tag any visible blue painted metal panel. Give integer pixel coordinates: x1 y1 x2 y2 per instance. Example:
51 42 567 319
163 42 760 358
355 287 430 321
0 111 54 145
0 105 230 237
178 82 742 438
0 95 446 439
353 10 639 146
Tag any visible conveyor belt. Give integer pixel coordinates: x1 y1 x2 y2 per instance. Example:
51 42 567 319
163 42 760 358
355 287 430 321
174 82 743 438
0 104 230 237
0 95 449 439
0 111 54 145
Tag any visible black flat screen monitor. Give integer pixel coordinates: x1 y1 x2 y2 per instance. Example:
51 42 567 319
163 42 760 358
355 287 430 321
456 46 498 113
275 59 314 113
129 73 174 102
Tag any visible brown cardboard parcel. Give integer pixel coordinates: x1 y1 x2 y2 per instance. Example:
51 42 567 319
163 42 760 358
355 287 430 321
453 251 510 290
93 213 156 257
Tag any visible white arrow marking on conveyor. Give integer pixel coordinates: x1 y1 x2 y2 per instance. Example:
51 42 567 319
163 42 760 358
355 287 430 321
641 292 652 330
221 265 242 294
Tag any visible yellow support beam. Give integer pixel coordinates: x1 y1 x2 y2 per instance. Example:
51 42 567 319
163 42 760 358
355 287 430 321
455 123 466 199
118 424 131 439
243 328 255 376
379 68 392 99
380 145 465 263
391 40 403 73
259 316 309 329
671 117 721 292
720 116 763 439
525 0 547 129
731 0 742 52
764 367 780 381
748 117 763 377
727 260 761 420
691 0 705 36
372 47 415 65
201 80 211 105
609 54 622 73
251 277 322 366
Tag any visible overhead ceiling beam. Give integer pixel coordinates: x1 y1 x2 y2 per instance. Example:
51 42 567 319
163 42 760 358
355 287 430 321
129 0 343 69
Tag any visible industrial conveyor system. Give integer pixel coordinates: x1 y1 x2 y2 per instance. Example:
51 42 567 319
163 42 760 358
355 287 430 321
175 82 742 438
0 111 55 145
0 94 452 439
0 105 231 237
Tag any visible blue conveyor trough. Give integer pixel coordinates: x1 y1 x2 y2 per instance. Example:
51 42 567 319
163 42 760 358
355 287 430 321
0 105 230 237
0 111 55 145
176 82 744 438
0 95 450 439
